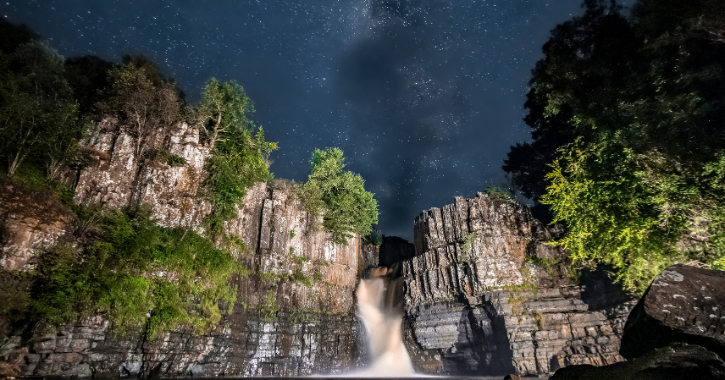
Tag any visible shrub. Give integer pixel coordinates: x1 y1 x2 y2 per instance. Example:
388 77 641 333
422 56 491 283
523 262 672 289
460 232 478 252
156 149 186 167
363 231 383 246
299 148 378 245
484 187 514 203
29 205 245 339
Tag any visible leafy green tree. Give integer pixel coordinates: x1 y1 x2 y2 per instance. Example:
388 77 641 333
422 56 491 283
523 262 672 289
0 42 82 177
98 57 182 158
512 0 725 291
64 55 115 116
196 79 278 237
0 19 38 55
195 78 253 150
300 148 378 245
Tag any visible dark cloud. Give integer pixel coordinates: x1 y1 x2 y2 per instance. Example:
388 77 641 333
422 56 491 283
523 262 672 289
2 0 635 240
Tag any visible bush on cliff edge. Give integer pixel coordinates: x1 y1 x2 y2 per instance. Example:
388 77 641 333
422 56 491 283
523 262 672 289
298 147 379 245
20 204 246 340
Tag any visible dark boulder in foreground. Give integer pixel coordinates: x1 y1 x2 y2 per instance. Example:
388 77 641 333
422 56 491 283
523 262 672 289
620 264 725 361
549 342 725 380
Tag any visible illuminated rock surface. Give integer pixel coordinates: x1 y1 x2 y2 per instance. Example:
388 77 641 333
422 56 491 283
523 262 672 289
400 194 636 377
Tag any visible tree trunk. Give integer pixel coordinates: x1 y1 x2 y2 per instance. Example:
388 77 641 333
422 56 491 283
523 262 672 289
46 157 63 181
209 113 222 151
8 151 21 177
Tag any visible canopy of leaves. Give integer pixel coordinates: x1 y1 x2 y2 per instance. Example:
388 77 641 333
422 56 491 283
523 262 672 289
299 147 378 245
98 56 183 158
506 0 725 292
197 79 278 239
0 39 87 179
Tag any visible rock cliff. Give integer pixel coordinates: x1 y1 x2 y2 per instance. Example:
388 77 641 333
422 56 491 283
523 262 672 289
400 194 636 377
0 120 363 377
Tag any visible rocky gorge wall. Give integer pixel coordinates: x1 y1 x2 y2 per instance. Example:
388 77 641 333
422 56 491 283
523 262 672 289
0 121 364 377
399 194 636 377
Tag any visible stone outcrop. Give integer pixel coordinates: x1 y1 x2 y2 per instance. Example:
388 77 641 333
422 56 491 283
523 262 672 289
379 236 415 267
0 182 76 271
550 342 725 380
0 120 363 377
73 120 211 228
550 265 725 380
400 194 636 377
620 264 725 361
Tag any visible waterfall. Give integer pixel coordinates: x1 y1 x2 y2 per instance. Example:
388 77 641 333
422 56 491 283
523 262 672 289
355 267 415 376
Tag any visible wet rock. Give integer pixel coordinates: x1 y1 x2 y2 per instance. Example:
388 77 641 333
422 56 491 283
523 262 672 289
620 264 725 361
549 343 725 380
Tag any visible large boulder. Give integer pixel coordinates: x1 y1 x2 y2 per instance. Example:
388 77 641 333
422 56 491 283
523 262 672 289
620 264 725 360
549 343 725 380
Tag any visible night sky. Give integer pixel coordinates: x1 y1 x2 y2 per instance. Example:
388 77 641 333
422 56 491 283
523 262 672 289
2 0 632 240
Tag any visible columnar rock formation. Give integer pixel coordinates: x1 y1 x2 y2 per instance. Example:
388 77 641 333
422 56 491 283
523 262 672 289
0 121 362 377
401 194 636 377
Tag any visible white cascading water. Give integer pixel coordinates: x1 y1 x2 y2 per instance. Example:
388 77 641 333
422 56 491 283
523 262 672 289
355 268 415 376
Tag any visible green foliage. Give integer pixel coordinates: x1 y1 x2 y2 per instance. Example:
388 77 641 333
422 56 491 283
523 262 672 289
0 269 32 338
290 229 295 239
460 232 478 253
299 147 378 245
289 268 313 289
484 187 514 203
63 55 115 116
98 57 182 158
363 231 383 246
0 41 87 178
290 253 309 263
28 205 245 339
258 288 280 322
525 256 565 280
156 149 186 167
197 79 277 241
2 162 76 207
506 0 725 292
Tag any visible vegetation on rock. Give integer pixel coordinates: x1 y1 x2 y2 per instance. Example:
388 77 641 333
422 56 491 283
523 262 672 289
196 78 278 241
30 205 245 339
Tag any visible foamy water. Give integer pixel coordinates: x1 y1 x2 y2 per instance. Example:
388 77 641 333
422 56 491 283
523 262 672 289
352 275 415 377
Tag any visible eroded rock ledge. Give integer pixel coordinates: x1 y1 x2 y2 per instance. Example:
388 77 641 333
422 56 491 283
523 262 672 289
400 194 637 377
0 120 365 377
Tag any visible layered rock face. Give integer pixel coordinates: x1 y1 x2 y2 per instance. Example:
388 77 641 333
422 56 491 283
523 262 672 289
401 194 636 377
551 265 725 380
0 121 362 377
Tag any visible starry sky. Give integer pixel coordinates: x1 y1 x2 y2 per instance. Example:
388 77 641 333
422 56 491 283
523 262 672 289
2 0 632 240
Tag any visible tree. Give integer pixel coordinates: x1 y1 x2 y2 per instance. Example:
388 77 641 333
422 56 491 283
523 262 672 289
41 101 89 180
0 42 79 177
514 0 725 291
504 0 635 205
195 78 253 150
300 148 378 245
64 55 115 116
99 57 181 158
196 79 277 237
